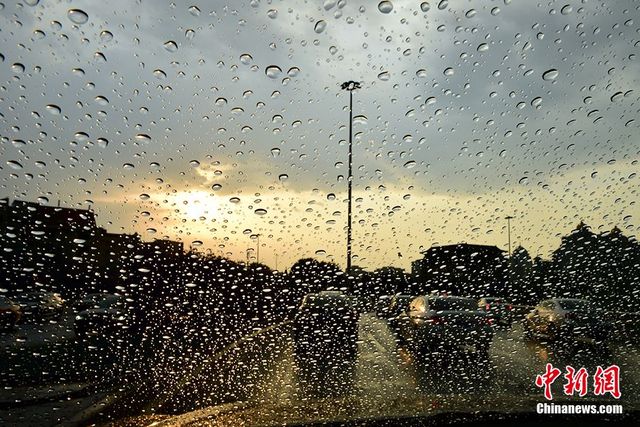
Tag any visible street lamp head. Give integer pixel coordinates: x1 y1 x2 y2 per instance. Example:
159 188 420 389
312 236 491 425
341 81 361 91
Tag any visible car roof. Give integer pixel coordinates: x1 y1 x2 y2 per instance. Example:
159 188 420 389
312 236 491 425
428 295 476 302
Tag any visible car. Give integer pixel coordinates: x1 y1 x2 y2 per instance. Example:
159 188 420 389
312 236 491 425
15 292 65 322
292 291 360 362
477 297 513 328
385 293 415 333
72 292 115 312
523 298 611 346
74 294 133 340
0 295 22 330
374 295 392 319
399 295 494 355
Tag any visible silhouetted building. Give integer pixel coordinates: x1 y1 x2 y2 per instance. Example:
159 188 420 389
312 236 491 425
144 239 184 257
0 198 98 295
412 243 507 297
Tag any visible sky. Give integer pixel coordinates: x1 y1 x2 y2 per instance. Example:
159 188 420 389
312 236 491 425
1 0 639 271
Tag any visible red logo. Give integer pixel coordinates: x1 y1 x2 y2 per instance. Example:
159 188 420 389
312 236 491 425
593 365 621 399
535 364 621 400
535 363 562 400
563 366 589 397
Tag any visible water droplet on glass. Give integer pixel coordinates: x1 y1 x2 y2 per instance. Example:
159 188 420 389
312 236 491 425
240 54 253 65
163 41 178 52
490 6 500 15
153 69 167 79
94 95 109 106
542 69 558 81
465 9 477 18
378 71 390 81
24 0 39 6
11 63 25 73
287 67 300 77
185 29 195 39
378 1 393 14
135 134 151 142
416 69 427 77
353 115 368 125
74 132 89 142
188 5 201 16
278 174 288 181
100 30 113 42
67 9 89 25
314 20 327 33
46 104 61 115
443 67 454 76
560 5 572 15
189 160 200 167
610 92 623 102
139 193 150 200
403 160 417 169
265 65 282 79
477 43 489 52
7 160 23 170
324 0 337 11
254 208 267 216
437 0 448 10
267 9 278 19
420 2 430 12
97 138 108 148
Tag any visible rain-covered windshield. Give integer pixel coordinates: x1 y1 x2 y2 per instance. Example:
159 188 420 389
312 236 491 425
0 0 639 426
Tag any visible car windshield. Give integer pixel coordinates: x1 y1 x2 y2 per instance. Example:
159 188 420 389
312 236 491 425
558 299 596 312
1 0 639 425
429 297 478 312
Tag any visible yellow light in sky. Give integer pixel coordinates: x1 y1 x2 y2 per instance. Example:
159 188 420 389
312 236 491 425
175 190 217 220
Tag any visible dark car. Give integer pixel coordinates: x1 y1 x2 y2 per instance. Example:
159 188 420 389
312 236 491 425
292 291 360 361
478 297 513 328
385 293 415 333
374 295 393 319
0 295 22 330
399 295 494 355
15 292 65 322
523 298 611 346
74 294 133 340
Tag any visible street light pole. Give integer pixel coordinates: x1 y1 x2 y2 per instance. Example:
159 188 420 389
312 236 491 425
256 233 261 265
506 215 514 258
341 81 361 274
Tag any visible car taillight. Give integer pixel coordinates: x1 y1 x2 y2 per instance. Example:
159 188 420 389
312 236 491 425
506 304 513 311
427 316 445 325
485 303 491 310
485 317 494 326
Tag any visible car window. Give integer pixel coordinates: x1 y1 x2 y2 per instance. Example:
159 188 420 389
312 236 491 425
558 299 595 311
428 297 477 312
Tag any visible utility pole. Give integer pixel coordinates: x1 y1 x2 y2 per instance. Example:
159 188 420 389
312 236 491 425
255 233 261 265
506 215 514 258
340 80 361 274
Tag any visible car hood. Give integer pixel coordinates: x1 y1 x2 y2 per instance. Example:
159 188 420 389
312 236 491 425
116 394 634 426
